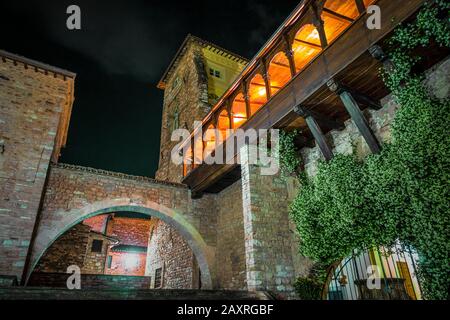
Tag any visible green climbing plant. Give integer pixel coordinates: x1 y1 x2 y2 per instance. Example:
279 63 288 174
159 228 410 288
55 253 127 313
278 129 303 179
289 1 450 300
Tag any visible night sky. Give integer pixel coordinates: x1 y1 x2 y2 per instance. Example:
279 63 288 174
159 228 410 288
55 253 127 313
1 0 299 177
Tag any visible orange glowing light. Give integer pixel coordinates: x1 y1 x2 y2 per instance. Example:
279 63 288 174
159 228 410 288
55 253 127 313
308 29 320 41
292 24 322 73
231 93 248 128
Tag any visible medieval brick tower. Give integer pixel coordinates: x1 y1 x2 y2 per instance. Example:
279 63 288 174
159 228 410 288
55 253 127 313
0 50 75 283
155 35 247 183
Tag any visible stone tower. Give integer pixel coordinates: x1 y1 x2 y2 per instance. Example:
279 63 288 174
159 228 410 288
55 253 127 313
0 50 75 282
155 34 247 183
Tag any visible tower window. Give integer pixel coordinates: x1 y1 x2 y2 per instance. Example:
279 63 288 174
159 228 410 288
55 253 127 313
91 239 103 253
209 68 221 79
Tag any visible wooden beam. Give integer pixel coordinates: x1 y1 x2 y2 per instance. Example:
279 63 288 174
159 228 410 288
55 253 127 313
350 90 382 110
327 79 381 154
311 1 328 48
261 59 272 100
270 85 283 90
322 7 355 23
294 105 334 161
181 0 426 194
283 33 297 77
242 81 251 122
300 106 345 130
250 83 267 88
369 45 396 74
333 80 382 110
271 61 291 69
294 38 322 50
355 0 366 14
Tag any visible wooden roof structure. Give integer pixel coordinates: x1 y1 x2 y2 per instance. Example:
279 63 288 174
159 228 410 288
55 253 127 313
157 34 248 90
178 0 441 197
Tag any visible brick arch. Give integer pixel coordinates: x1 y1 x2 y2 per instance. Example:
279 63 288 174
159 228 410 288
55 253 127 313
27 198 215 289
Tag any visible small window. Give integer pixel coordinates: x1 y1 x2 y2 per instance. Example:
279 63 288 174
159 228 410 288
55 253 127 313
107 255 113 268
154 268 163 288
209 68 221 79
91 239 103 253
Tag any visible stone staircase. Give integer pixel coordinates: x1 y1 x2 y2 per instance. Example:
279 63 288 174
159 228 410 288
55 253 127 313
0 287 275 300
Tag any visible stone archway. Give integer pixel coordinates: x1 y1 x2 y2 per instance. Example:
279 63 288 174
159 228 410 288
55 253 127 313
27 198 215 289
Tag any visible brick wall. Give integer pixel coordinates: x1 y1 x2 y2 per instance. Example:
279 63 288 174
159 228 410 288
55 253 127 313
33 222 114 275
83 215 108 233
106 215 151 247
214 180 247 290
0 52 74 281
145 219 198 289
235 56 450 298
34 223 89 273
29 164 217 289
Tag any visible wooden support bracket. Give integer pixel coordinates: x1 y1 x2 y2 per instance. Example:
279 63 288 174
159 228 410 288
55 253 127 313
327 79 381 154
294 105 334 161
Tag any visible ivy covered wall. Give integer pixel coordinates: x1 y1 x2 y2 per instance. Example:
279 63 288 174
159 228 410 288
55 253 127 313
286 2 450 300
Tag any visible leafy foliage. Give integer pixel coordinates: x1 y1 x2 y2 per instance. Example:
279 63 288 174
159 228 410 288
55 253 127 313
278 130 303 179
289 2 450 299
293 277 323 300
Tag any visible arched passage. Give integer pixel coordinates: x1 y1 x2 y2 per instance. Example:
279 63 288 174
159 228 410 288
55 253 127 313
27 198 215 289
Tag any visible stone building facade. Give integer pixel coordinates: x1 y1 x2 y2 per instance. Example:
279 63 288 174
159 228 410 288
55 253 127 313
0 4 448 297
155 35 247 183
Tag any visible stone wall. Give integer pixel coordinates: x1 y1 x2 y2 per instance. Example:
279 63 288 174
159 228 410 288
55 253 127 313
0 51 74 281
28 272 151 290
214 179 247 290
240 148 297 299
81 232 112 274
155 40 211 183
34 224 89 273
145 219 198 289
33 222 114 275
301 56 450 177
83 215 108 233
28 163 217 289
